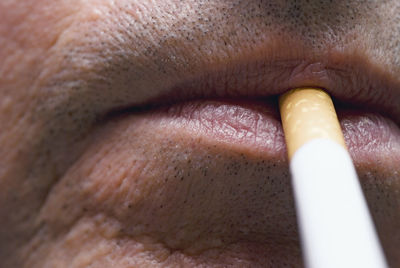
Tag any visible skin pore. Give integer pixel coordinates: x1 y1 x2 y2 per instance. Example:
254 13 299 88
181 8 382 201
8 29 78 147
1 0 399 267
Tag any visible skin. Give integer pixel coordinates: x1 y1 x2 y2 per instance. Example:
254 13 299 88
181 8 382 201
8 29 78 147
0 0 399 267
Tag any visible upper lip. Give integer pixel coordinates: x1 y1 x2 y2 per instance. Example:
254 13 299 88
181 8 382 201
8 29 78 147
121 49 400 126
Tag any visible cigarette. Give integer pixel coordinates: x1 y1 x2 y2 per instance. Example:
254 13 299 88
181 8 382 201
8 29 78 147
279 88 388 268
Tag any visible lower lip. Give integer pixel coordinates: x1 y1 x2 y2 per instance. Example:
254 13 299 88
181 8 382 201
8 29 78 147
158 98 287 159
153 99 400 167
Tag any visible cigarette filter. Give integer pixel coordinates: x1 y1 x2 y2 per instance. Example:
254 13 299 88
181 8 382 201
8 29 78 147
279 88 387 268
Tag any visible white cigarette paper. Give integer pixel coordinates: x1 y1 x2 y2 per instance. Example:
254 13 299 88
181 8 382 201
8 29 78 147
279 88 388 268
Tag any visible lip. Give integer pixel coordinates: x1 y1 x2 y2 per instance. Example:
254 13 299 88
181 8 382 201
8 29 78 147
122 42 400 128
109 43 400 166
157 98 286 157
147 97 400 168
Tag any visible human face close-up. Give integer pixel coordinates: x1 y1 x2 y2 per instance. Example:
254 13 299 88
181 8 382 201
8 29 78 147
1 0 400 267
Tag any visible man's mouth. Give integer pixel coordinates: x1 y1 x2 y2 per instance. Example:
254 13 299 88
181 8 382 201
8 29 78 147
108 45 400 170
122 39 400 126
